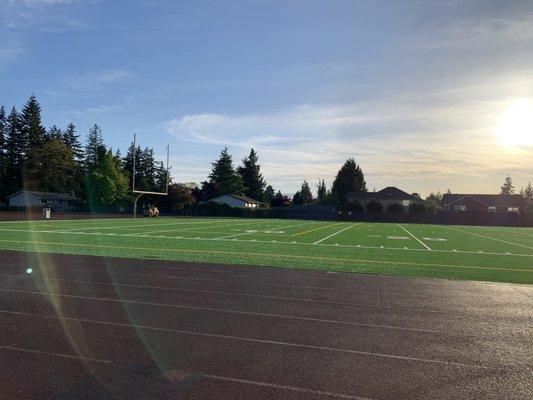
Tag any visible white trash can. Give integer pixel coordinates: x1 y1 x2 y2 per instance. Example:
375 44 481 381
43 207 51 220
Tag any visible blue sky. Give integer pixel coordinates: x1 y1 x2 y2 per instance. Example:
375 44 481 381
1 0 532 196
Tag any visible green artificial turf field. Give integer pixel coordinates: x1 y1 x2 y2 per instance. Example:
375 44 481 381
0 217 531 284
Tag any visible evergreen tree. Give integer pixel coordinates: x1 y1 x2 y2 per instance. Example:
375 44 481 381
300 180 313 204
331 158 366 208
20 95 47 189
292 190 303 205
47 125 62 141
39 138 76 193
520 182 533 200
264 185 275 205
3 107 25 196
84 124 106 173
0 106 5 197
208 147 243 196
62 123 84 162
500 175 515 195
271 190 290 207
317 179 327 202
237 148 266 201
0 106 5 159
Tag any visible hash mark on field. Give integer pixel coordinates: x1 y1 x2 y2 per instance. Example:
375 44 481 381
314 223 361 245
396 224 431 251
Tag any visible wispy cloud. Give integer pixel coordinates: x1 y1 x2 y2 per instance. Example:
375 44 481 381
64 69 133 90
165 84 533 194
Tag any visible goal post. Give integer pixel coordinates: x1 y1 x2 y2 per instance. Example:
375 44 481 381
132 133 170 218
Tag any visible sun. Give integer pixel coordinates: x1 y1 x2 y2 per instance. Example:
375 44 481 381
495 99 533 146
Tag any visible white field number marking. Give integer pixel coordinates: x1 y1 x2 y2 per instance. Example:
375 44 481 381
423 237 447 242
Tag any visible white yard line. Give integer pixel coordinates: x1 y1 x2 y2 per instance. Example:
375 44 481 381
313 223 361 245
292 223 340 237
396 224 431 251
449 227 533 251
1 226 533 258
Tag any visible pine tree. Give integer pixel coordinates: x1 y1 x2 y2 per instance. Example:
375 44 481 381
271 190 290 207
3 107 25 196
237 148 266 201
331 158 366 208
317 179 327 202
62 123 84 162
264 185 275 205
292 191 303 205
84 124 106 173
500 175 515 195
300 180 313 204
47 125 62 141
0 106 6 197
20 95 47 189
208 147 243 196
0 106 5 159
521 182 533 200
39 138 76 193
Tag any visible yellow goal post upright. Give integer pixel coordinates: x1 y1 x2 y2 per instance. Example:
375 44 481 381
132 133 170 219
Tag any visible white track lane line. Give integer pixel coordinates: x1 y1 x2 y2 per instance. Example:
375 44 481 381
0 288 474 333
0 344 111 363
448 227 533 251
313 223 361 245
0 272 467 333
0 344 372 400
0 309 497 369
202 375 373 400
395 224 431 251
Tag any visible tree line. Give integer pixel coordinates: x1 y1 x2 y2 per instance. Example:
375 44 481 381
2 96 530 213
0 96 167 211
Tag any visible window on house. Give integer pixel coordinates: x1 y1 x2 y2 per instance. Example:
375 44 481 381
454 205 466 212
402 200 410 206
507 207 519 214
488 206 496 213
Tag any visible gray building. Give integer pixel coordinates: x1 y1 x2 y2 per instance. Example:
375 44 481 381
209 194 263 209
346 187 424 212
8 191 80 211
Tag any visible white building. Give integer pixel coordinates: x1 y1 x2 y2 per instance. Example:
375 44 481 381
8 191 80 211
209 194 263 208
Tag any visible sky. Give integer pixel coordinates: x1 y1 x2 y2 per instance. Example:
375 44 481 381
1 0 532 197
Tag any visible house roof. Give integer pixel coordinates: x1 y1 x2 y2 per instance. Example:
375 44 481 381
348 187 421 202
7 190 80 201
442 194 527 207
211 194 263 204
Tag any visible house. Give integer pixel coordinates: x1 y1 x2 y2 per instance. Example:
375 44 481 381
442 194 528 215
208 194 263 209
7 191 81 211
346 187 424 212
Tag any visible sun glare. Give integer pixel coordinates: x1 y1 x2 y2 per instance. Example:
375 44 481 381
495 99 533 146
